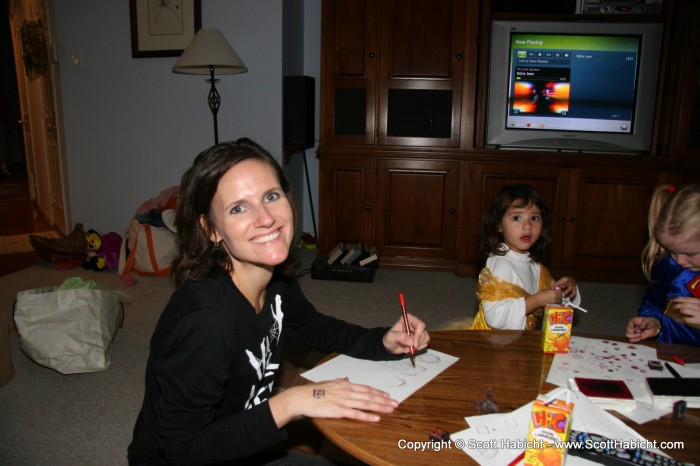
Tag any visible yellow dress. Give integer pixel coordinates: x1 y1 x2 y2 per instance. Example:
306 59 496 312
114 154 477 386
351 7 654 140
470 266 554 330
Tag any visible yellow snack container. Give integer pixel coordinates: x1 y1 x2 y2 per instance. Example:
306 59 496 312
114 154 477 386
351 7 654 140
541 305 573 353
525 396 573 466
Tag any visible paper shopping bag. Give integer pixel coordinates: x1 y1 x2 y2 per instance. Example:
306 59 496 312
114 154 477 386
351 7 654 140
14 284 125 374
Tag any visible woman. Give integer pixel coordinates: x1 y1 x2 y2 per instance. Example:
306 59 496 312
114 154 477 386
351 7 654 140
128 138 429 465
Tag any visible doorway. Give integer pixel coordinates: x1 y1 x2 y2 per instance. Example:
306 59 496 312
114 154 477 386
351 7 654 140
0 0 26 179
4 0 70 235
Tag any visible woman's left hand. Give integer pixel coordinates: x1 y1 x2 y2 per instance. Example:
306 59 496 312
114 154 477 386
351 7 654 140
382 313 430 355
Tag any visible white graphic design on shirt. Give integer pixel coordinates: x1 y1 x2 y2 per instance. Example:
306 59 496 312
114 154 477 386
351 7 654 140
245 294 284 409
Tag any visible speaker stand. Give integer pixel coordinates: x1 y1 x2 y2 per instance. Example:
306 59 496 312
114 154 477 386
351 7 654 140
284 145 318 245
301 149 318 243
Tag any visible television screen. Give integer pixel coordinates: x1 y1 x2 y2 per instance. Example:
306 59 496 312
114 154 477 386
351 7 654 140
486 21 664 153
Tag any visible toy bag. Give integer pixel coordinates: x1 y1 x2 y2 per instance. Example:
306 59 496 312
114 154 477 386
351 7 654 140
119 218 180 278
119 186 180 283
13 278 126 374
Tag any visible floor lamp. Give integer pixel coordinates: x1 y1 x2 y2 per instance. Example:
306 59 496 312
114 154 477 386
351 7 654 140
172 29 247 145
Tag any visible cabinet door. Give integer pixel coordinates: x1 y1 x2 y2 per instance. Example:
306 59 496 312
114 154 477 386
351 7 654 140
375 159 459 260
468 163 567 266
321 0 378 145
377 0 467 147
665 0 700 158
560 168 666 278
318 157 375 252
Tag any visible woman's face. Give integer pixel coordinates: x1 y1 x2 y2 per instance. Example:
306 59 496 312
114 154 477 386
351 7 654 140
206 159 294 270
658 231 700 272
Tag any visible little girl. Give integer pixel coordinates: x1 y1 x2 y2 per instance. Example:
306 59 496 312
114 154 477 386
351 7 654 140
625 183 700 345
471 184 580 330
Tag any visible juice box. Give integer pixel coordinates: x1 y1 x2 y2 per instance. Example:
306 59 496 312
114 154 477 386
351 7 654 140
541 305 573 353
525 397 573 466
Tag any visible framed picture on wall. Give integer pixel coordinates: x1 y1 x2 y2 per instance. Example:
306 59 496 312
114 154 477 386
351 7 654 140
129 0 202 58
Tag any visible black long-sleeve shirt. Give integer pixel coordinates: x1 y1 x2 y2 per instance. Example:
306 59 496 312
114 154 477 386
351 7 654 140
128 272 393 465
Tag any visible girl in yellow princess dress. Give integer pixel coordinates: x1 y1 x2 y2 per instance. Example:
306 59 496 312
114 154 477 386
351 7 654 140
471 184 581 330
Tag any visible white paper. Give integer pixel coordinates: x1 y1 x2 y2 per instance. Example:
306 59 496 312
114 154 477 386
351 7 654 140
451 388 665 466
301 349 458 403
546 336 659 389
546 336 700 421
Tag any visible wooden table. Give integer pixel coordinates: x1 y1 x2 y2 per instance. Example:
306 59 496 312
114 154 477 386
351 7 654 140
310 330 700 465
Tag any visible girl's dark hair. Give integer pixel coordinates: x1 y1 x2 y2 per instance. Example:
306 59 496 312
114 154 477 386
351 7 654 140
171 138 297 287
478 184 551 265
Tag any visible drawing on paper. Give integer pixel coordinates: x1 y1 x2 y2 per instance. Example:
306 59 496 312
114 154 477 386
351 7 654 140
547 336 657 386
301 349 459 403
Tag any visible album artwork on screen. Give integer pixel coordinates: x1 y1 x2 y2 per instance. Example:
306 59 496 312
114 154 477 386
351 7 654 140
486 21 663 153
507 33 639 134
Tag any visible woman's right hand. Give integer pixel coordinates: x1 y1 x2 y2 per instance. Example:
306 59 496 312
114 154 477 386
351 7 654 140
268 378 399 428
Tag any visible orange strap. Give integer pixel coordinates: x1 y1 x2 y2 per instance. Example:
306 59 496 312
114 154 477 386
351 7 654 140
120 223 171 277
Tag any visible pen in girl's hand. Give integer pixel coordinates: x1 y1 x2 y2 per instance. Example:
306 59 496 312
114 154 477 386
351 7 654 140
398 293 416 367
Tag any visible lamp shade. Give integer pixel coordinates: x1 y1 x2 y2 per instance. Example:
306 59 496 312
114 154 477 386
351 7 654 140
172 28 248 75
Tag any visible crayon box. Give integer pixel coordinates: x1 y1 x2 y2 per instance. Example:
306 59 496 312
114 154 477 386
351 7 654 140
525 397 573 466
541 305 573 353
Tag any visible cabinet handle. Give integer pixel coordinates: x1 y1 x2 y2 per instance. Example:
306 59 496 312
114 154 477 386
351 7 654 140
558 216 564 222
365 205 371 211
449 208 456 214
369 52 375 58
569 216 576 223
456 54 463 60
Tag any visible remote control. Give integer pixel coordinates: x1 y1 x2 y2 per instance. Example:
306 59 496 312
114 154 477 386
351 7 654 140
567 430 695 466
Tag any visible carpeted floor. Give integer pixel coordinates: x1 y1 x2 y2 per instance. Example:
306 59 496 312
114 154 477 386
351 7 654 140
0 248 647 465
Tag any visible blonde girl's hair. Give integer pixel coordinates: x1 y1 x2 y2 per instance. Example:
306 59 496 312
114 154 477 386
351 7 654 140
641 183 700 281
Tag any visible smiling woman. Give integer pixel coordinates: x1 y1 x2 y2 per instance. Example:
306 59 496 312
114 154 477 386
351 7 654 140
127 138 430 466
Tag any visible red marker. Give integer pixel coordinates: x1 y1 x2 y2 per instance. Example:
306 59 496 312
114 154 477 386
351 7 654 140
507 451 525 466
399 293 416 367
673 354 685 366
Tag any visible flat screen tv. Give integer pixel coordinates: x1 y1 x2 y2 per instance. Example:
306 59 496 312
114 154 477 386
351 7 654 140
485 20 664 154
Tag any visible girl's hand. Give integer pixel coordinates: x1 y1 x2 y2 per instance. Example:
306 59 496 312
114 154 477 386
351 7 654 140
382 313 430 356
552 276 577 299
269 378 399 427
626 316 661 342
671 297 700 326
526 289 562 313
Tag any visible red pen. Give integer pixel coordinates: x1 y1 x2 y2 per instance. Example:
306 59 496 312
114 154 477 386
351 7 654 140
673 354 685 366
399 293 416 367
507 451 525 466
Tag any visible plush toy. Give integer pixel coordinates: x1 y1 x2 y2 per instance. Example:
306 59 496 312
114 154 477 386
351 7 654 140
82 230 123 271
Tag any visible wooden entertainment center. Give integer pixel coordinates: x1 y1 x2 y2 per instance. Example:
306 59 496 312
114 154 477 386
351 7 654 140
316 0 700 283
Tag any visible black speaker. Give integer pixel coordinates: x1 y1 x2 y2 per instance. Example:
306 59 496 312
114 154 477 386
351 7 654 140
283 76 315 149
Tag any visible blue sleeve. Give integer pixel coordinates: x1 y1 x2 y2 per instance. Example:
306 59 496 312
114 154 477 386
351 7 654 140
638 257 700 346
